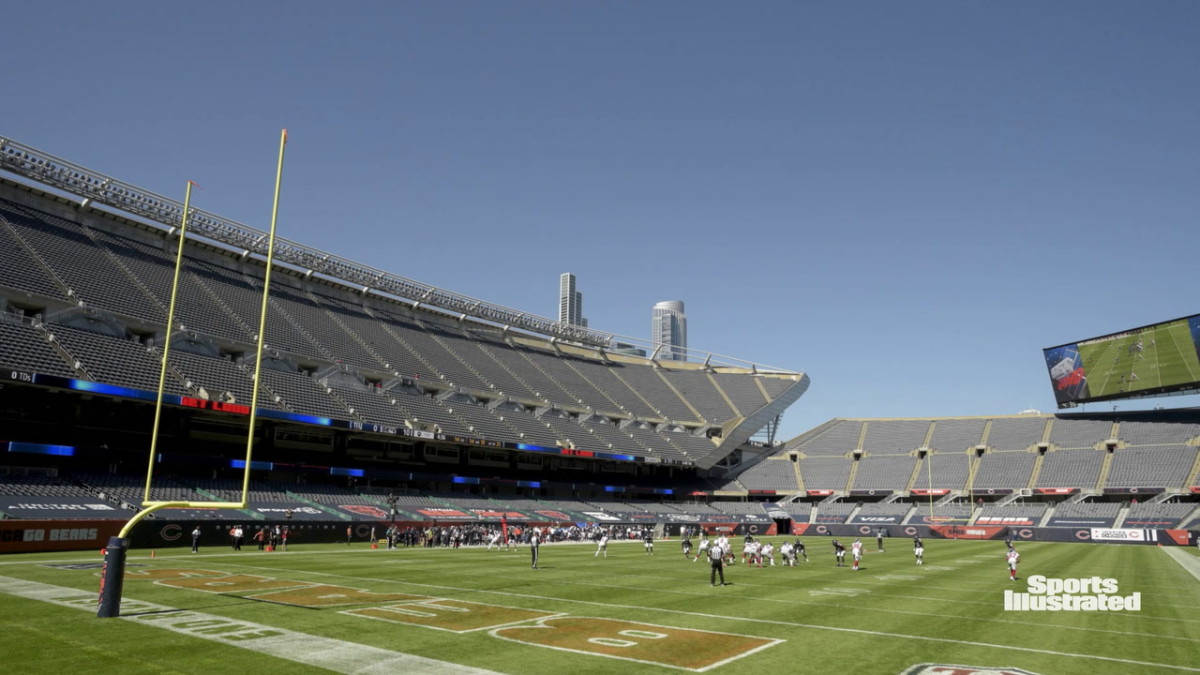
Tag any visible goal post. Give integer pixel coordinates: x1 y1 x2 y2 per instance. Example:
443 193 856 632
99 130 288 618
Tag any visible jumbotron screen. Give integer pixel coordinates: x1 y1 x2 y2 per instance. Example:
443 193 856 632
1044 314 1200 407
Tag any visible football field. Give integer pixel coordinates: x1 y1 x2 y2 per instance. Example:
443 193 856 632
1 538 1197 675
1078 322 1200 399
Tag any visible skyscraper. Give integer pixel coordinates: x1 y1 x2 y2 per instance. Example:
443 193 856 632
652 300 687 361
558 273 587 327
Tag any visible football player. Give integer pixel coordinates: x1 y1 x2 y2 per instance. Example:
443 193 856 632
1006 545 1020 581
795 539 808 562
761 541 775 567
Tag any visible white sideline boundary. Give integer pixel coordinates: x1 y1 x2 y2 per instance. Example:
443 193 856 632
0 575 502 675
1162 546 1200 584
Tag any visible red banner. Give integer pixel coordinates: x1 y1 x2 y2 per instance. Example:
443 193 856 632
929 524 1007 540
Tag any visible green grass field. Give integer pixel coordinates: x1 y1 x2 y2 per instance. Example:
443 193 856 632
1079 321 1200 399
1 539 1198 674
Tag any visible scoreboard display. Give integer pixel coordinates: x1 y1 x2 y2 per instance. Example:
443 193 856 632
1044 314 1200 407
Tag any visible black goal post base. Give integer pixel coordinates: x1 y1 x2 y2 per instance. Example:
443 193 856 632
97 536 130 618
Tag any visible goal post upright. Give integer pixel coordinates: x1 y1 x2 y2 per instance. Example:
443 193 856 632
99 130 289 618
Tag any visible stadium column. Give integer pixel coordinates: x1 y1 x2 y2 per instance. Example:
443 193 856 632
97 536 130 618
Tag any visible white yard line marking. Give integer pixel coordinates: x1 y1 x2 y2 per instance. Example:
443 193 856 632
1167 324 1200 381
209 560 1200 655
0 575 503 675
1162 546 1200 584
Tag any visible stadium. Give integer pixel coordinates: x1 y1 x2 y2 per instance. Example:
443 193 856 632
0 138 1197 675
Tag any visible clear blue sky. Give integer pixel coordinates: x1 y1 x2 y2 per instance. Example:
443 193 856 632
4 1 1198 441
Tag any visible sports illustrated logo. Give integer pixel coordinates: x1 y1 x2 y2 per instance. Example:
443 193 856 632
1003 575 1141 612
899 665 1043 675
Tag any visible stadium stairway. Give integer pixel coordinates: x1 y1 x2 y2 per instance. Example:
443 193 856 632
1186 447 1200 487
1179 503 1200 529
1027 451 1046 490
963 453 983 494
305 291 392 366
844 502 863 523
78 220 173 322
1112 506 1130 528
1096 449 1116 490
365 308 451 385
35 321 89 379
705 372 743 420
1038 506 1057 527
844 456 860 491
904 456 925 493
0 216 74 299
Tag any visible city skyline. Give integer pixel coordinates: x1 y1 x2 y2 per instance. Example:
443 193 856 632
557 273 587 328
652 300 688 362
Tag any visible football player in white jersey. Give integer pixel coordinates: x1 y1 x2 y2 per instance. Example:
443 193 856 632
486 530 502 551
780 541 795 567
595 531 609 558
851 538 863 571
695 534 710 562
1006 546 1021 581
761 541 775 567
716 535 732 565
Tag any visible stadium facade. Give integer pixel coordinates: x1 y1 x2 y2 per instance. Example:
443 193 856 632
1 138 1196 554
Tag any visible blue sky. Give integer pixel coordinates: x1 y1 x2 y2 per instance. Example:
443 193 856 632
4 1 1198 440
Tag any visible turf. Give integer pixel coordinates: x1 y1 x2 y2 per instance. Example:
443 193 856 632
1 538 1198 674
1079 321 1200 398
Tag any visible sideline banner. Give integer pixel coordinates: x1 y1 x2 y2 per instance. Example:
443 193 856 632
0 519 123 553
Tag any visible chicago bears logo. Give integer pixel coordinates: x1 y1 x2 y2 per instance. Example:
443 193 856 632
340 505 389 519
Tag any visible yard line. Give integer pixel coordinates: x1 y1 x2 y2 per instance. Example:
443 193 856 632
1166 323 1200 381
0 576 503 675
209 559 1200 652
208 560 1200 673
1162 546 1200 584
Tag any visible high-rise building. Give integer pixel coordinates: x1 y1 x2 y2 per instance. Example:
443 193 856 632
558 273 587 327
651 300 687 361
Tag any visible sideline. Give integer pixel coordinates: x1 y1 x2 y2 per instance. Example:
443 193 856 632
0 575 503 675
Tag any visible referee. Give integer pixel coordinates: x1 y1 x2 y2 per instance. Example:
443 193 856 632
530 529 540 569
708 541 726 587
